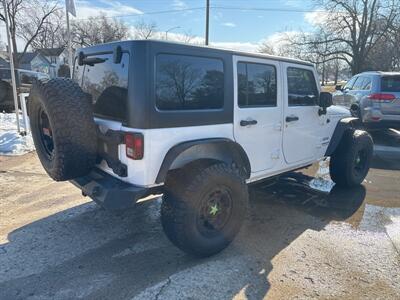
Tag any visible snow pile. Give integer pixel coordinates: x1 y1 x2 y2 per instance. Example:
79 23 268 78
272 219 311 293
0 113 35 155
309 159 335 193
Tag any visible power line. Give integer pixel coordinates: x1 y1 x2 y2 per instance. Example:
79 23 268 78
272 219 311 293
74 5 323 21
212 6 325 13
75 7 206 21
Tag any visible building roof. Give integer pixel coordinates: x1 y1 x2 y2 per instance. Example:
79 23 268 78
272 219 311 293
18 52 38 64
37 47 65 57
18 52 51 65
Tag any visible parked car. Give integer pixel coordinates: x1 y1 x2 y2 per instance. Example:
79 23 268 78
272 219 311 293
28 40 373 257
0 68 49 112
333 71 400 129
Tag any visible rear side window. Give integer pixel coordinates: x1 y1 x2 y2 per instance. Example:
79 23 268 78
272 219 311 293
287 67 319 106
343 76 357 90
237 62 277 107
79 53 129 122
381 76 400 92
155 54 224 110
352 76 371 90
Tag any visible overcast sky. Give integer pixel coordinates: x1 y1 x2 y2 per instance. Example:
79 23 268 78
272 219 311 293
1 0 320 52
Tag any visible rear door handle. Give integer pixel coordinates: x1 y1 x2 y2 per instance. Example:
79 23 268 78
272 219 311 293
240 119 258 126
286 115 299 122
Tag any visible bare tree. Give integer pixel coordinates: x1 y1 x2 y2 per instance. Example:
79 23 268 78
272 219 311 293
27 10 67 50
71 14 130 47
258 41 275 55
304 0 399 74
365 20 400 71
133 20 157 40
171 30 196 44
260 31 349 83
0 0 59 67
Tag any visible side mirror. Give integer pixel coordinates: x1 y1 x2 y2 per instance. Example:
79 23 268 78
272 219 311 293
335 84 342 91
318 92 333 115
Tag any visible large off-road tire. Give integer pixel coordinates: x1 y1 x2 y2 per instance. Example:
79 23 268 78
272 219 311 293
329 129 373 187
29 78 97 181
161 162 249 257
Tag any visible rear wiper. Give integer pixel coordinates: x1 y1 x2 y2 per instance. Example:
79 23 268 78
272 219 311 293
81 57 107 66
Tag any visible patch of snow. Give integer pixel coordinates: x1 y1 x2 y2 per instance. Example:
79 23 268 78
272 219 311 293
309 177 335 193
0 113 35 155
309 159 335 193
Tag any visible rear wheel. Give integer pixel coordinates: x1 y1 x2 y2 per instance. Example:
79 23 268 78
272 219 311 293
329 130 373 187
161 163 248 257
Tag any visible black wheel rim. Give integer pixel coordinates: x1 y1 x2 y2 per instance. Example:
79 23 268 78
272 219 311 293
354 149 367 175
38 107 54 159
196 186 233 237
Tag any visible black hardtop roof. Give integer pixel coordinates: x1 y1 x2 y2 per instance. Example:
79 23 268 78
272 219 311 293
78 39 314 67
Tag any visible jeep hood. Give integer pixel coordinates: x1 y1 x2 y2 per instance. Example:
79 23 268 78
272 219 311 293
327 105 351 117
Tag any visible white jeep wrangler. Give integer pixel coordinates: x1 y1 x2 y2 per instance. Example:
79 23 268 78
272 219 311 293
29 40 373 257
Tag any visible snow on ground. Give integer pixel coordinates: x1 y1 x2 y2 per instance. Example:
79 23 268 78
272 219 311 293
309 158 335 193
0 113 34 155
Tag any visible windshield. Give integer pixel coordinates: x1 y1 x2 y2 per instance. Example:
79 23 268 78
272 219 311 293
381 76 400 92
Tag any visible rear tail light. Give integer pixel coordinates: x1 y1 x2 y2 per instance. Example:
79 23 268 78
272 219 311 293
368 93 396 103
124 132 144 160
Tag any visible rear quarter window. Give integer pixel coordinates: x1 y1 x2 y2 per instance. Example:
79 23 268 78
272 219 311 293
155 54 224 110
76 53 129 123
381 76 400 92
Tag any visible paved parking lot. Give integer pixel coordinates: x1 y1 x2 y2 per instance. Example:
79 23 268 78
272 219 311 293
0 129 399 300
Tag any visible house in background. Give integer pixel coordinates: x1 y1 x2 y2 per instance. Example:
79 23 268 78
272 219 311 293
19 52 55 77
0 48 71 77
37 48 71 77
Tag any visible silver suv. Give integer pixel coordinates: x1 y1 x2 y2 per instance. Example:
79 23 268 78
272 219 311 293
333 71 400 129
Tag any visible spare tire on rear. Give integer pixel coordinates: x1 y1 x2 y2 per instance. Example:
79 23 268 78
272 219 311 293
29 78 97 181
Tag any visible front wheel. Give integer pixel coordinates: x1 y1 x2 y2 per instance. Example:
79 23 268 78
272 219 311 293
161 163 248 257
329 130 373 187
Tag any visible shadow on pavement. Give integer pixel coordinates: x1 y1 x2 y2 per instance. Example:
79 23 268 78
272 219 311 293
0 170 370 300
369 128 400 171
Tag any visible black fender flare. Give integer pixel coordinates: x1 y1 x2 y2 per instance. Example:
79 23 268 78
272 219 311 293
325 117 360 156
155 138 251 184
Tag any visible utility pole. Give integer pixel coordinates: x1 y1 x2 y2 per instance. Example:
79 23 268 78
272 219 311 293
2 0 20 133
66 9 73 78
205 0 210 45
65 0 76 78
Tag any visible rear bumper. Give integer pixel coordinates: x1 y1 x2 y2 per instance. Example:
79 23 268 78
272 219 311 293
362 108 400 128
70 168 154 210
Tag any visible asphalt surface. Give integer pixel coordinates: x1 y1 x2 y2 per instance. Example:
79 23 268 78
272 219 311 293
0 129 400 299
